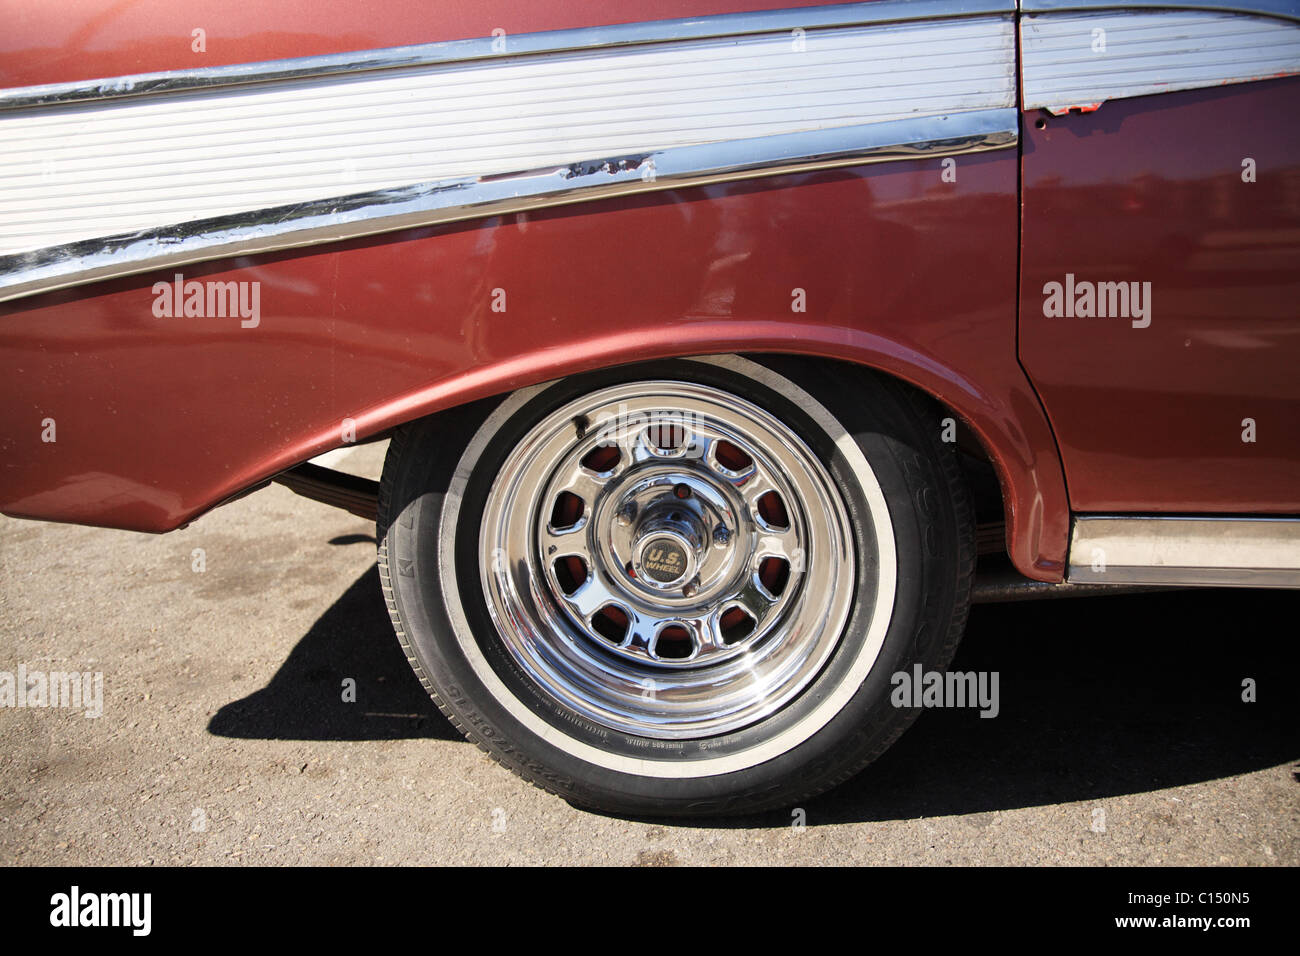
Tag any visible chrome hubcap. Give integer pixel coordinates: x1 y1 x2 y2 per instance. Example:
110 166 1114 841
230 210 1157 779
479 380 860 738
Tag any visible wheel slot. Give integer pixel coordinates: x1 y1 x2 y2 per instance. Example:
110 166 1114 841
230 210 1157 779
719 606 756 644
759 556 790 596
648 421 687 452
655 624 693 659
591 605 630 644
550 490 585 530
553 556 588 595
581 444 621 473
757 490 789 529
714 439 752 472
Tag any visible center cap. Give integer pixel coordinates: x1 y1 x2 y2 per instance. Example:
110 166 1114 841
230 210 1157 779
638 535 691 585
627 497 708 591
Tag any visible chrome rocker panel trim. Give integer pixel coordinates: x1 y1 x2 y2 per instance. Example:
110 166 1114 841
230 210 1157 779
1068 516 1300 588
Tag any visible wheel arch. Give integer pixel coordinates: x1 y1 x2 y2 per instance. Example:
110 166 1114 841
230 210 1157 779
269 328 1068 583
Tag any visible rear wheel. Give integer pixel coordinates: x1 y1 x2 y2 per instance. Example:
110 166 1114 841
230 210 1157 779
378 355 973 816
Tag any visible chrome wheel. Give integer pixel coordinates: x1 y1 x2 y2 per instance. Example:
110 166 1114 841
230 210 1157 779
479 380 862 739
382 355 971 815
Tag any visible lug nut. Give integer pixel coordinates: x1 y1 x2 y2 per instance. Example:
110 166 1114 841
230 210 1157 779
682 581 698 598
617 502 637 525
713 526 732 546
673 483 692 499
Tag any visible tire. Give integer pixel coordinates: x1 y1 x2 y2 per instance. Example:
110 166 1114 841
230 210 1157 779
377 354 973 816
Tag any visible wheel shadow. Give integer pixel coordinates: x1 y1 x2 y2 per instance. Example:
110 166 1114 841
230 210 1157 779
208 564 459 742
211 568 1299 822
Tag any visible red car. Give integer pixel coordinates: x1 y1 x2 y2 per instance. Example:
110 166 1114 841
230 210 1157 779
1 0 1297 815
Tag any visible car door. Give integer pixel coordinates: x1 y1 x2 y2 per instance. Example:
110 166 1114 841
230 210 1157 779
1018 0 1300 515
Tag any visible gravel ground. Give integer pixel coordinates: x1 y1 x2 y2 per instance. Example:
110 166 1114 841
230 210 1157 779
1 440 1296 866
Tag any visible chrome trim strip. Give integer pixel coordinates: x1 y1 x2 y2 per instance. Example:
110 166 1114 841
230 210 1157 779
0 0 1015 112
0 109 1017 304
1021 0 1300 24
0 15 1016 257
1068 516 1300 588
1022 8 1300 113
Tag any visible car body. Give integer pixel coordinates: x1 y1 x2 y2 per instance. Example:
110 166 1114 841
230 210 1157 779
1 0 1297 813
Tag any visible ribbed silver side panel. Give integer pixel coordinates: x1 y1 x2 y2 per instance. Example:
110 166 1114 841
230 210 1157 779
1023 10 1300 112
1068 516 1300 588
0 16 1014 257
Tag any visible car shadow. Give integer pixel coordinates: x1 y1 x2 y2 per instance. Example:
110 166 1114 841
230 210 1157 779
792 588 1299 827
211 566 1299 823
